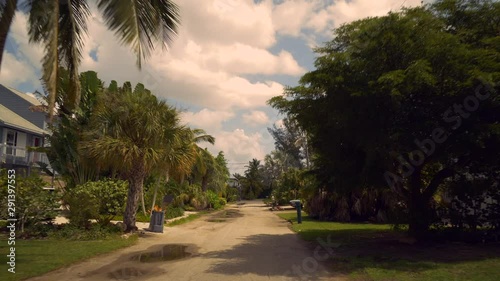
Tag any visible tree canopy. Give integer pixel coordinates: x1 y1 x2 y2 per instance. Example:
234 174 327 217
269 0 500 237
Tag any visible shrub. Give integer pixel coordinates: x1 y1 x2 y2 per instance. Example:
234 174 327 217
206 190 226 210
219 197 227 206
190 192 208 210
225 185 239 202
67 179 128 228
184 206 195 211
0 169 60 233
165 205 185 220
50 223 122 240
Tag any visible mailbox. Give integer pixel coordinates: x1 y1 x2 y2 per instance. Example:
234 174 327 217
290 199 302 224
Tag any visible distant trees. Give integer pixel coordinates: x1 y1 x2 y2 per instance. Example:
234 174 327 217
269 0 500 237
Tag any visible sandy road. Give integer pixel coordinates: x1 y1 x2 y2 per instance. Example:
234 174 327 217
28 200 340 281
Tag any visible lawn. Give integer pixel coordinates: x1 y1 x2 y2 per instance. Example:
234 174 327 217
166 212 204 227
277 212 500 281
0 235 138 281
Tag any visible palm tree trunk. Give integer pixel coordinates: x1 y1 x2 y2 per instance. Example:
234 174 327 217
0 0 17 70
123 160 146 232
201 174 209 192
150 170 169 213
150 176 161 213
140 185 147 216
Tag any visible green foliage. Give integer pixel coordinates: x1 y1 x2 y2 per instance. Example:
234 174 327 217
267 118 308 169
80 82 197 231
164 205 184 220
268 0 500 236
218 197 227 207
224 184 239 202
238 159 264 199
45 70 103 189
206 190 224 210
50 223 123 240
209 151 230 192
0 170 60 232
67 179 128 227
183 183 208 210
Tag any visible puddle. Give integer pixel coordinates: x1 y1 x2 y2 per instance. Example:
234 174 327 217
220 209 242 218
207 219 226 223
131 245 191 263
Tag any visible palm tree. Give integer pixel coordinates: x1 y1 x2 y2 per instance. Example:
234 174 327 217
0 0 180 118
80 82 184 231
148 127 197 214
243 159 263 199
185 129 216 190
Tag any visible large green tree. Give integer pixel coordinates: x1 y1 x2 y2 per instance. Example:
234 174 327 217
43 69 103 189
267 118 309 169
269 0 500 237
81 83 186 231
0 0 180 117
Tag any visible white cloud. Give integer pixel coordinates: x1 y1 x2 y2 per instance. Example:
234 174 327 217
0 52 39 86
180 0 275 48
7 12 44 68
272 0 317 36
180 109 234 131
210 128 266 173
0 12 43 89
272 0 428 38
201 43 305 75
243 110 270 126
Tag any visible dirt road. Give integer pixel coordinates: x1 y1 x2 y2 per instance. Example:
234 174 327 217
28 200 339 281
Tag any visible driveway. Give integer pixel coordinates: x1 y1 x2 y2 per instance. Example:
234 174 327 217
28 200 340 281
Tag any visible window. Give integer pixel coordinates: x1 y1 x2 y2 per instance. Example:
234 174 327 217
5 130 16 155
33 136 41 147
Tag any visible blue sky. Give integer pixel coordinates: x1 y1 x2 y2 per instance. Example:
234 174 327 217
0 0 429 173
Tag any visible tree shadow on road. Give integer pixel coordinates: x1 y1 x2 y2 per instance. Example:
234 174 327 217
203 233 340 280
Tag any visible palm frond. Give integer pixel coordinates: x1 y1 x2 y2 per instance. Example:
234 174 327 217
192 128 216 145
97 0 180 68
0 0 18 70
27 0 60 119
58 0 90 111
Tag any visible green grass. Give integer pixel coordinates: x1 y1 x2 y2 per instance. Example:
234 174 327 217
0 235 138 281
277 212 391 241
166 212 207 227
277 212 500 281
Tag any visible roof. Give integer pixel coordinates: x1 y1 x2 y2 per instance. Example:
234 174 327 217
0 104 46 135
5 86 42 106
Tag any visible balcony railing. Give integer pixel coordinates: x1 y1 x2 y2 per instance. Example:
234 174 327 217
0 144 51 167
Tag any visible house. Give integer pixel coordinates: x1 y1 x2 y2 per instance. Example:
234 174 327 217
0 84 50 172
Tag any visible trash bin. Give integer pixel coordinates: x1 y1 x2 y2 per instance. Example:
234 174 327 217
149 210 165 233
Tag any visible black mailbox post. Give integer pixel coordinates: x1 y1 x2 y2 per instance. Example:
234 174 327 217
294 201 302 224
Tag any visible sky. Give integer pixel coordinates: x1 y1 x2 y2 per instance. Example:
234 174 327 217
0 0 429 174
